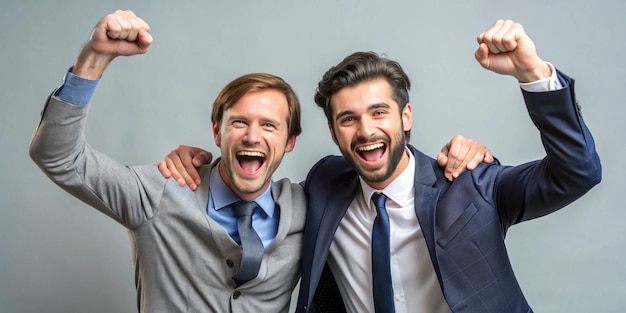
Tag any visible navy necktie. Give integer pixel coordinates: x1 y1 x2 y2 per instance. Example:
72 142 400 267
232 201 264 285
371 192 395 312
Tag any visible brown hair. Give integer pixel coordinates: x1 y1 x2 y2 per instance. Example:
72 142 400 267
212 73 302 138
314 51 411 140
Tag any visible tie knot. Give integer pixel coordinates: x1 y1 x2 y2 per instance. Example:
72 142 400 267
232 201 258 218
372 192 387 210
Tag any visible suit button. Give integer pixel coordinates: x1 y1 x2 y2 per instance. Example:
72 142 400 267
226 259 235 267
233 291 241 299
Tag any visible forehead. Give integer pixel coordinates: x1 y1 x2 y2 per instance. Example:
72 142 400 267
330 78 395 113
227 89 289 116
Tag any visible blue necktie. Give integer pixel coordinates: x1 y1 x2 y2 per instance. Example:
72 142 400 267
232 201 264 285
371 192 395 312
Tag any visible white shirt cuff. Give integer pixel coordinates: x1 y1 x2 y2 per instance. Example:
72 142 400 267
519 62 563 92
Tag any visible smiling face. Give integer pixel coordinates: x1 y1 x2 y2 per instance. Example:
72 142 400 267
213 89 296 201
329 78 412 190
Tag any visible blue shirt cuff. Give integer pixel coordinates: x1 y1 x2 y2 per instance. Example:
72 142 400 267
56 68 99 105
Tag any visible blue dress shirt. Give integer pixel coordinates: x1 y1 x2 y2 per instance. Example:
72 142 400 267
208 166 279 248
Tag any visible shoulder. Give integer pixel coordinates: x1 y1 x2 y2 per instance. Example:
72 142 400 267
273 177 306 202
273 177 304 193
307 155 357 183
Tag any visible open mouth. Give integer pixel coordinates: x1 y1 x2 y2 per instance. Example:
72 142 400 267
356 142 386 162
236 151 266 174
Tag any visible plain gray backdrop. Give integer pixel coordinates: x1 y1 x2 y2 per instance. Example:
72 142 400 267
1 0 623 312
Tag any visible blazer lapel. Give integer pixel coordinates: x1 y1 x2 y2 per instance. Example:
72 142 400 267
266 179 292 253
409 146 444 283
314 179 358 254
307 174 359 303
193 159 219 210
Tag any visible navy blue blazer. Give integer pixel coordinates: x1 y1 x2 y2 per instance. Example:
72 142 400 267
295 73 601 313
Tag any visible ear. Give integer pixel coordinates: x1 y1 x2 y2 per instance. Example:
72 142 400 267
402 103 413 132
212 120 221 147
284 135 297 153
328 123 338 145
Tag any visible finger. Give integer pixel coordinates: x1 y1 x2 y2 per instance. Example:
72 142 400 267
464 140 494 170
448 136 468 175
478 20 503 54
100 13 122 40
466 148 487 170
436 143 450 179
156 160 172 178
179 152 201 189
489 20 515 53
118 10 140 39
171 150 198 190
189 152 209 185
105 10 146 43
480 19 518 54
498 20 523 52
164 156 187 187
484 150 495 164
450 156 470 180
443 136 466 181
104 14 132 40
125 16 142 42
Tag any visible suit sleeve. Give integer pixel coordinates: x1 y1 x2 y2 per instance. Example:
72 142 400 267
29 93 165 229
486 71 602 227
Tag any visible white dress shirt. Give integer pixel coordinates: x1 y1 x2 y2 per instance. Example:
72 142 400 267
328 151 452 313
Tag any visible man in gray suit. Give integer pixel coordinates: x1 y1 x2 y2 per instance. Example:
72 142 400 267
29 10 306 313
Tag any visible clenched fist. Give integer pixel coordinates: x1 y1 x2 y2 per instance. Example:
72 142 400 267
72 10 153 79
474 19 551 83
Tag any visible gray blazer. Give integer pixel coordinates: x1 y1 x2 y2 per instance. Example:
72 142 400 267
29 94 307 313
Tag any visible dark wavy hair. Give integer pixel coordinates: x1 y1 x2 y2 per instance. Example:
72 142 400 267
314 51 411 140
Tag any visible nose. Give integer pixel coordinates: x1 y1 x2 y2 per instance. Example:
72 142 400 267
357 117 375 138
243 124 261 144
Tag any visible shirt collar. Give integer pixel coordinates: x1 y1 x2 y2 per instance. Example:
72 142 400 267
209 164 275 217
359 147 415 210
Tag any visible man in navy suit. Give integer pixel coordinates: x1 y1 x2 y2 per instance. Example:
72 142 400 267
292 20 601 312
160 19 601 312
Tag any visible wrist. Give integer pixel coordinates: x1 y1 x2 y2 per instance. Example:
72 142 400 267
71 47 115 80
517 62 551 83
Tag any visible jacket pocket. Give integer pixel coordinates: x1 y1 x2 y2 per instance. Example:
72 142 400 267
436 203 478 248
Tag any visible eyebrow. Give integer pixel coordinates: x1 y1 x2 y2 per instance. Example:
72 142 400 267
334 102 391 122
228 114 283 126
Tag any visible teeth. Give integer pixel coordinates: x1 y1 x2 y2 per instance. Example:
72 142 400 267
237 151 265 158
357 143 384 151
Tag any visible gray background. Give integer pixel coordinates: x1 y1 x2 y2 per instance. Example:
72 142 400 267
1 0 623 312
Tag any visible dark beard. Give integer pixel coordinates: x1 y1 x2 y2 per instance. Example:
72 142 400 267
341 132 406 185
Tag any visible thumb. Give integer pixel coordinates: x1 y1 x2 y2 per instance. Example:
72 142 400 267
474 43 490 70
437 154 448 167
136 30 153 52
192 151 212 167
